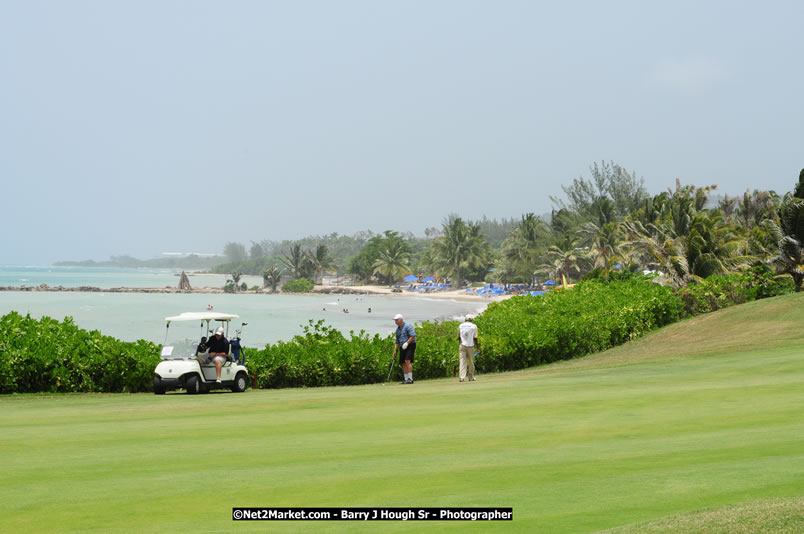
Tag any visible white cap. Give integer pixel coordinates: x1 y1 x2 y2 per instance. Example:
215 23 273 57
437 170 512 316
465 314 474 321
215 327 224 335
393 314 403 320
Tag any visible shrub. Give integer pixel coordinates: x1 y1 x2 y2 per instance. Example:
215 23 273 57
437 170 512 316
247 320 389 388
282 278 314 293
677 265 794 316
470 278 683 374
0 312 159 394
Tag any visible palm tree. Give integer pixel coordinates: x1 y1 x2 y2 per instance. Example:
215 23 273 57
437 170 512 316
262 266 283 293
372 240 411 286
578 221 623 269
501 213 548 281
299 251 317 280
429 216 491 287
738 190 780 230
796 168 804 199
766 196 804 292
621 220 691 287
622 185 753 287
746 224 779 260
281 244 305 279
229 271 242 292
718 194 739 224
589 196 618 226
537 236 590 283
309 244 335 284
685 213 753 278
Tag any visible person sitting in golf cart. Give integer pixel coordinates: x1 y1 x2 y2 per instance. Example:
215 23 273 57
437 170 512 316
199 327 230 383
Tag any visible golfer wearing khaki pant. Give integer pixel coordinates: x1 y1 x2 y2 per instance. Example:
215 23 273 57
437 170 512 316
458 315 478 382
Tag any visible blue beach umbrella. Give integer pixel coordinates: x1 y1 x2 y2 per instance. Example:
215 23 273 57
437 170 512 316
403 274 418 282
422 276 436 282
543 279 556 286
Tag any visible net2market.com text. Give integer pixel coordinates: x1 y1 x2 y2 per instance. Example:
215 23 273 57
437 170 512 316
232 507 513 521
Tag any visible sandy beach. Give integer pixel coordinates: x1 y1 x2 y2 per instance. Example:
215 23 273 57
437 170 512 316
321 285 511 302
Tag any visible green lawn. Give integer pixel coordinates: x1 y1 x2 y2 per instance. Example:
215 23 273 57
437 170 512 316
2 293 803 533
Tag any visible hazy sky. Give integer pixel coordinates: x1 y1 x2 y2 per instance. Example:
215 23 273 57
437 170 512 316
2 0 802 264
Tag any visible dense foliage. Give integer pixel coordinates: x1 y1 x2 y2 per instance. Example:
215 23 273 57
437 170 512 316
349 231 413 284
471 278 683 371
0 312 159 394
676 265 794 315
242 276 683 388
281 277 314 293
247 321 390 388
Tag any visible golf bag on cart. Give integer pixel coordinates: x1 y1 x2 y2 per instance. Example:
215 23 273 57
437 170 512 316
230 337 243 365
230 323 247 365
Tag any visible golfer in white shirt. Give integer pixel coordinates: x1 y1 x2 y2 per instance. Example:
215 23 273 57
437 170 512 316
458 315 479 382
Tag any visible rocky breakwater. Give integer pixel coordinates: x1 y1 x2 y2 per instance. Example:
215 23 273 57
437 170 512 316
0 283 223 294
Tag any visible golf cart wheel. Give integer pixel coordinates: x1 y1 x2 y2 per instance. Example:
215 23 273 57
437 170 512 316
231 372 248 393
185 375 201 395
153 376 166 395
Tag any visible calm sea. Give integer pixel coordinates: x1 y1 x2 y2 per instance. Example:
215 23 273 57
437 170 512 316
0 266 485 347
0 265 253 289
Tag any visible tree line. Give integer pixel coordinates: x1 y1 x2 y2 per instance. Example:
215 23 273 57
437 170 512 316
215 162 804 292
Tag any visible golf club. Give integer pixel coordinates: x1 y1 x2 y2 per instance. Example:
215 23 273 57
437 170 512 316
383 354 395 385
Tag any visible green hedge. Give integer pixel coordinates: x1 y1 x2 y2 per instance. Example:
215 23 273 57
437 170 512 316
246 321 390 388
0 312 159 394
468 278 683 372
244 277 684 388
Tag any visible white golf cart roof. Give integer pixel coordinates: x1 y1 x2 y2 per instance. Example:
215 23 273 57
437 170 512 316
165 312 239 324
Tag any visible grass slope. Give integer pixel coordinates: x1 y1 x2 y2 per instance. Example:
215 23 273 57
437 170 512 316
602 496 804 533
2 293 803 533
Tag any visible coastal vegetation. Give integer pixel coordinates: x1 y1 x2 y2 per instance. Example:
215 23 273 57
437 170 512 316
281 277 314 293
1 270 792 394
0 312 158 393
8 163 801 394
54 163 804 299
207 163 804 297
54 254 223 270
427 215 491 288
262 265 282 292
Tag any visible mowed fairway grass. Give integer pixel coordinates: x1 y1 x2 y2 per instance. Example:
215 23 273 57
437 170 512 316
2 293 803 533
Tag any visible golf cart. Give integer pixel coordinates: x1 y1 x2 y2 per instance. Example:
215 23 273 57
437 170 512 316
153 312 249 394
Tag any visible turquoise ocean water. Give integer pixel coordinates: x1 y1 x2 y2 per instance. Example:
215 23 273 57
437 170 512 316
0 265 253 289
0 266 485 347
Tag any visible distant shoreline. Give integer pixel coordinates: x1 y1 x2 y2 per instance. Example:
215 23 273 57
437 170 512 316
0 283 508 302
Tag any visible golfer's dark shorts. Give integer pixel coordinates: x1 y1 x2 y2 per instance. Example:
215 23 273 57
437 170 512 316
399 342 416 362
